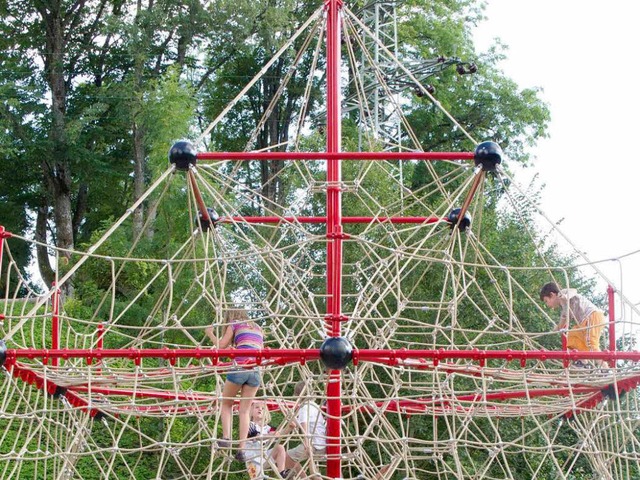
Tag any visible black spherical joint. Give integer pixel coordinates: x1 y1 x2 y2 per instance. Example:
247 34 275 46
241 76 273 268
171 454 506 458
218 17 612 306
0 339 6 368
448 208 471 232
197 207 219 231
92 410 106 422
52 385 67 399
319 337 353 370
169 141 197 170
474 141 503 172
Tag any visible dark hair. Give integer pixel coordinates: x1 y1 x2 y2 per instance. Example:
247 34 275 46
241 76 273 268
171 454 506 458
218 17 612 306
539 282 560 300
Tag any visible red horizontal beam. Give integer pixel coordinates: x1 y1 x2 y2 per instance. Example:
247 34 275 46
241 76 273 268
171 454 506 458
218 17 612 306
353 349 640 365
6 348 640 364
197 151 475 161
220 216 445 225
5 348 319 364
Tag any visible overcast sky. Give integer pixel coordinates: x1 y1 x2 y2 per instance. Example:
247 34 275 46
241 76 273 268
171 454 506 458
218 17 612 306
473 0 640 305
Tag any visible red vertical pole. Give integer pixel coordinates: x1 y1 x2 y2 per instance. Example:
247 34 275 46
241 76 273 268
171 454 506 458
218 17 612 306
0 226 5 280
561 328 568 368
0 227 3 327
97 322 104 349
607 285 616 367
97 322 104 373
0 226 11 286
51 282 60 367
325 0 343 477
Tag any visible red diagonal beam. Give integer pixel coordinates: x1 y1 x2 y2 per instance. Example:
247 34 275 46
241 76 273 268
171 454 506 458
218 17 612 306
6 361 104 418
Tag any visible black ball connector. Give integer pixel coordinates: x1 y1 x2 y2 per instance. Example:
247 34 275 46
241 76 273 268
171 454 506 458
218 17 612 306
168 141 197 170
319 337 353 370
474 141 503 172
92 411 106 422
0 339 6 368
601 384 627 401
52 386 67 399
197 207 220 231
448 208 472 232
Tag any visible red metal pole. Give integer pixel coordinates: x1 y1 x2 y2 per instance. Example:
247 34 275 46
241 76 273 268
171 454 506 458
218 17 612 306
96 322 104 373
452 170 485 231
97 323 104 350
608 285 616 367
196 151 474 161
325 0 343 476
0 226 5 281
220 215 445 225
188 170 211 222
51 282 60 367
0 226 12 291
8 347 640 363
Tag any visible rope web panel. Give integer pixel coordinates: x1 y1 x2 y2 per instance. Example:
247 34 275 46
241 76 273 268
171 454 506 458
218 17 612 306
2 3 640 479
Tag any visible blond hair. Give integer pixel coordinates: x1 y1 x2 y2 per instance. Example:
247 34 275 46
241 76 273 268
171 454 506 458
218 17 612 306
251 400 271 425
225 308 249 323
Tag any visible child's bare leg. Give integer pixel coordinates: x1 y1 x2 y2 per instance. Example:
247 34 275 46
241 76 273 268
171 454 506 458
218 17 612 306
238 384 259 450
284 453 302 473
221 380 242 441
270 444 286 471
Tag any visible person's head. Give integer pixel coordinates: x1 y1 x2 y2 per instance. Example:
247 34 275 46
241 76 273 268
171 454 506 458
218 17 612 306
250 400 271 424
294 380 307 397
225 308 249 323
539 282 562 309
225 308 262 330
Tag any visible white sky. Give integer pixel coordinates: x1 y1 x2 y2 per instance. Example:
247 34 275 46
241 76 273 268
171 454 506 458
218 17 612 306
474 0 640 306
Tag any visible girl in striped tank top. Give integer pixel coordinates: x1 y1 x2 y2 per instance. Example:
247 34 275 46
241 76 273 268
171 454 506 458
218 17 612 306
205 308 264 462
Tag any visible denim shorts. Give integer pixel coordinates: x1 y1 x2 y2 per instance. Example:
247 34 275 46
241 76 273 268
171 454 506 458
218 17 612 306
227 367 261 387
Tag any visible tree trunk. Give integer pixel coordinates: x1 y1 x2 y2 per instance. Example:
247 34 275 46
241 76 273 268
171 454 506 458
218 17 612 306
132 121 146 238
39 2 74 295
259 63 288 213
35 199 55 288
73 183 89 243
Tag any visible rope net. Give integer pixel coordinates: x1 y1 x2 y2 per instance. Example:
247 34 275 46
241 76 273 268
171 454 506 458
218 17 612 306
2 3 640 480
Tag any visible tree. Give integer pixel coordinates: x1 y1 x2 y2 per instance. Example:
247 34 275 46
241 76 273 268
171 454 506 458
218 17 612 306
0 0 210 291
201 0 324 212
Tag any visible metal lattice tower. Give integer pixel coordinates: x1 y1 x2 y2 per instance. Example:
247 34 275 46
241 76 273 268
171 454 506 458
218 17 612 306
346 0 472 151
352 0 402 148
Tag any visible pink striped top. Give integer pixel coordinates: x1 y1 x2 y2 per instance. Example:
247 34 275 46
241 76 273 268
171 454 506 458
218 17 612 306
232 320 263 364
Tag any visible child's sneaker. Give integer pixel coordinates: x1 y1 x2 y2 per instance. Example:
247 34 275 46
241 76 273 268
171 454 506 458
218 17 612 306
571 360 592 370
216 438 231 449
